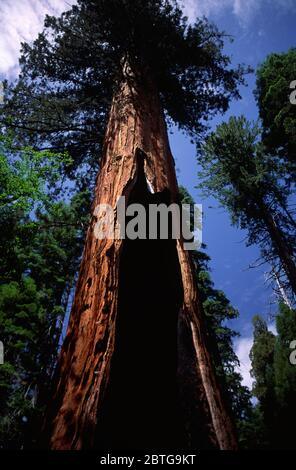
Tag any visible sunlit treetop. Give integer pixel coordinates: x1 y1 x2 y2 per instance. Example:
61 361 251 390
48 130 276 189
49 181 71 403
1 0 247 176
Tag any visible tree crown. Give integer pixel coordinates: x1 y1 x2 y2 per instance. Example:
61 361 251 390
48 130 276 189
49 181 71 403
2 0 246 175
255 48 296 163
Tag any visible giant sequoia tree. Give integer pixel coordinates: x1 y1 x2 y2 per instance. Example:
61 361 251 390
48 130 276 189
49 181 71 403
1 0 246 450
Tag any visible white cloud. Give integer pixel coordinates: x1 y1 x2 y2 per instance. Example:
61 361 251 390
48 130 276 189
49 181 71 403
233 0 260 23
268 322 277 336
179 0 296 25
179 0 228 20
0 0 76 78
235 336 254 390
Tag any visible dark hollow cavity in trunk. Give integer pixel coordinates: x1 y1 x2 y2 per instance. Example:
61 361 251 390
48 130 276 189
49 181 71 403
95 155 186 450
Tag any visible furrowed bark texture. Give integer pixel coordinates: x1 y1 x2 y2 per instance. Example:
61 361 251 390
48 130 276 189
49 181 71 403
44 63 238 450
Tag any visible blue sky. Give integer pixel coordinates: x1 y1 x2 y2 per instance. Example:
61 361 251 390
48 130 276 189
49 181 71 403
0 0 295 388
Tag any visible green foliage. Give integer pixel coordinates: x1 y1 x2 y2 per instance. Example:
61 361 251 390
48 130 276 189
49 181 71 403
0 276 46 448
250 316 276 403
198 115 296 296
249 305 296 448
249 316 276 447
274 303 296 403
0 136 90 448
1 0 246 179
238 405 269 449
255 48 296 164
0 135 71 285
273 303 296 448
198 116 290 229
0 135 72 212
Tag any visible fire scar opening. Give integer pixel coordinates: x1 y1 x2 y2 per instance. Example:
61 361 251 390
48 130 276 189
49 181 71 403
95 152 186 450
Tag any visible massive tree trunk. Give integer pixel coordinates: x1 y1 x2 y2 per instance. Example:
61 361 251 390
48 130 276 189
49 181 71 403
42 61 238 450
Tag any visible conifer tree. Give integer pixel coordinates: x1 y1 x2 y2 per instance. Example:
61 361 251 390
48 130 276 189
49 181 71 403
1 0 246 449
198 116 296 296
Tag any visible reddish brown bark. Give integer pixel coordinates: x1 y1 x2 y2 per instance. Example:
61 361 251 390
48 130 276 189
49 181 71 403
43 61 238 450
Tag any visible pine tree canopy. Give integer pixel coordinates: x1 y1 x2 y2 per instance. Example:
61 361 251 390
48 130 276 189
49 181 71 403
197 116 290 229
1 0 246 177
197 115 296 291
255 48 296 164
